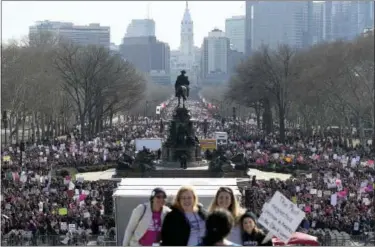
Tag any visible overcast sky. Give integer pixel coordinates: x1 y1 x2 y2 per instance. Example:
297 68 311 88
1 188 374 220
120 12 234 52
2 1 245 50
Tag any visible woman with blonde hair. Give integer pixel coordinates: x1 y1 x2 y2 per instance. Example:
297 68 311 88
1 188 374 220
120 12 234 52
208 187 245 244
160 186 207 246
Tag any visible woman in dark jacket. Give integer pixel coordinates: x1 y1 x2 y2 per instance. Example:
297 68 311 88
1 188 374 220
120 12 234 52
161 186 207 246
240 211 273 246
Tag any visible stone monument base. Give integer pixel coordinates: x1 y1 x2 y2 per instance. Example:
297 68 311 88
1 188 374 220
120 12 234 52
162 147 202 163
159 161 207 168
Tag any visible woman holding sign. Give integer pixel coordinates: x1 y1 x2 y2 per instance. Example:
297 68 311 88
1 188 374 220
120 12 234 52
239 211 273 246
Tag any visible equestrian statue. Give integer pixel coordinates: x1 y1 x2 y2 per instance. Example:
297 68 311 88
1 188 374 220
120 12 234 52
175 70 190 108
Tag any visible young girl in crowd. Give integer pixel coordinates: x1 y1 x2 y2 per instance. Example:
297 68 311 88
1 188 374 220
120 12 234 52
240 211 273 246
208 187 245 244
200 208 240 246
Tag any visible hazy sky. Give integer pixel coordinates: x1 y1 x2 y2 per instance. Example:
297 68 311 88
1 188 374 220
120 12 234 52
2 1 245 50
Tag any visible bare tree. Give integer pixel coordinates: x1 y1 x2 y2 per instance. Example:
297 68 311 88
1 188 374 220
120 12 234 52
227 44 297 142
53 43 145 139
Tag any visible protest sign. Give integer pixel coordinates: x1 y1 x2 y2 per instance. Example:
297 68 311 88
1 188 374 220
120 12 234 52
258 191 306 243
68 224 76 231
58 208 68 215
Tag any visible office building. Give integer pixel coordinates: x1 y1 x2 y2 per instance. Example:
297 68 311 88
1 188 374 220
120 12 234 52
125 19 155 37
322 1 333 41
357 1 374 33
120 36 170 74
330 1 359 41
29 20 110 48
246 1 311 52
200 29 230 84
311 1 325 45
225 16 246 53
149 70 171 85
327 1 374 41
245 1 254 56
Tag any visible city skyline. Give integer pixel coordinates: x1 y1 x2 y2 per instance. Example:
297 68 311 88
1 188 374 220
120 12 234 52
2 1 245 50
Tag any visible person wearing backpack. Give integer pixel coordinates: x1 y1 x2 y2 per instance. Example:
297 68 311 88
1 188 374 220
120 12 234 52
123 188 171 246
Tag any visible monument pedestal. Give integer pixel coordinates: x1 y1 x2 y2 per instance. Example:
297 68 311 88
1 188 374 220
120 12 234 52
161 107 202 167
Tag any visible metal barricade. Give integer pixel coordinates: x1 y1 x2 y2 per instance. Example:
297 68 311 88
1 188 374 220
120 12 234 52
1 234 117 246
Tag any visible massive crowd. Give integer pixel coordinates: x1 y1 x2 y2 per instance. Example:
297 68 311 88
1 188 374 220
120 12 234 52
1 98 374 246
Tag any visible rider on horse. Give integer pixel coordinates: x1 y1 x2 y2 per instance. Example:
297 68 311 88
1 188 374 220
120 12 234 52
175 70 190 98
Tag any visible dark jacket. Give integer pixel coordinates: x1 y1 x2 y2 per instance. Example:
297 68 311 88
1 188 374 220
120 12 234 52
161 204 207 246
241 230 273 246
175 75 190 88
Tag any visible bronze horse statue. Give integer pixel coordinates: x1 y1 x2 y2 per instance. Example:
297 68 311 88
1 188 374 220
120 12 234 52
176 85 188 108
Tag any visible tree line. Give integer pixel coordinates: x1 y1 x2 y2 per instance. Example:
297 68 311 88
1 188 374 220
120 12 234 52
2 32 172 144
205 33 374 145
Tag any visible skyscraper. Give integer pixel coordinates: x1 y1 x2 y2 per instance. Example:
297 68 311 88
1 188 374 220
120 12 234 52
29 21 110 48
357 1 374 32
330 1 360 41
322 1 373 42
125 19 155 37
172 1 199 85
245 1 254 56
248 1 311 52
323 1 333 41
225 16 246 53
120 36 170 74
311 1 325 45
200 29 230 84
180 1 194 57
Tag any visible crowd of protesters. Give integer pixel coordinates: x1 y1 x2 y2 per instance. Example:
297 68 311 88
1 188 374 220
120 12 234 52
1 98 374 245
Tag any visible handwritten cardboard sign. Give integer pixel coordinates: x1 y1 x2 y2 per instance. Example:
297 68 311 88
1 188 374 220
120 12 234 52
258 191 306 243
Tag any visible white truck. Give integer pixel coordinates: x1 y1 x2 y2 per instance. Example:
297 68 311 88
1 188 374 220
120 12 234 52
134 138 162 151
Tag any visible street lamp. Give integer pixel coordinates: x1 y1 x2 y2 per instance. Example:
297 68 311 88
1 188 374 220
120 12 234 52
2 111 8 147
145 100 149 117
20 141 25 168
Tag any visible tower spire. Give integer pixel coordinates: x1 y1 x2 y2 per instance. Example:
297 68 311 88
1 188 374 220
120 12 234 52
186 1 188 9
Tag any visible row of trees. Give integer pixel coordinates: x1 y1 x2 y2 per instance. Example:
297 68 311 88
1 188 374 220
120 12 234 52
2 32 171 143
206 33 374 144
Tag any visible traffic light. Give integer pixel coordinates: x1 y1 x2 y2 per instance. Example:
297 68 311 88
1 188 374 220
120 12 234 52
232 107 236 120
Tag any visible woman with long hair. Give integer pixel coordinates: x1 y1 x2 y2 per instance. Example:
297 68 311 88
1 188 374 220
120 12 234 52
160 186 207 246
123 188 171 246
200 208 240 246
239 211 273 246
208 187 245 244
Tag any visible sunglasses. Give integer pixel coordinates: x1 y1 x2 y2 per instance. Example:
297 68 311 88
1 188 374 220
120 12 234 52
155 194 166 199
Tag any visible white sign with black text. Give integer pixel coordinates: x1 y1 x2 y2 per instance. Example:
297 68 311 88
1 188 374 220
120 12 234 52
156 106 161 115
258 191 306 244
